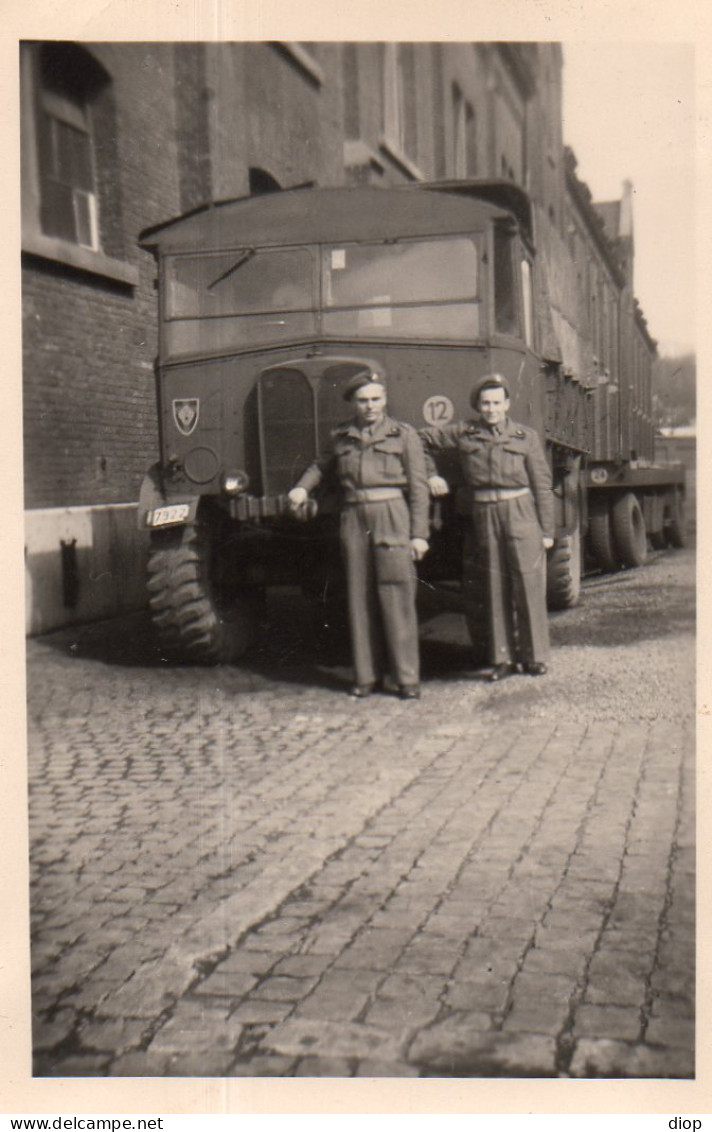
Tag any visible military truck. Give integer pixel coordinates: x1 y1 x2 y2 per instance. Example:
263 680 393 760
137 181 685 663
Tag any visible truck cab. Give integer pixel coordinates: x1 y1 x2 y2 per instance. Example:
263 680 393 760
138 182 589 662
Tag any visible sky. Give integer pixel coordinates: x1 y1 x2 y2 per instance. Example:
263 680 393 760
561 43 696 358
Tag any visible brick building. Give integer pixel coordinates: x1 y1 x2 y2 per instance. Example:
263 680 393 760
20 41 645 633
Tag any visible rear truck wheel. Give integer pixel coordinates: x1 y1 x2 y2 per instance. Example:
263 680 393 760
146 522 256 664
587 494 622 573
611 491 647 567
666 493 687 548
547 522 582 610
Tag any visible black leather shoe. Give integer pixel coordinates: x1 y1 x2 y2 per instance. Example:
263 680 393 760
488 664 515 682
523 662 548 676
398 685 421 700
349 683 375 698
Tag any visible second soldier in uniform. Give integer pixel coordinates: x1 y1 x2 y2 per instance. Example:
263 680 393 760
422 372 555 680
288 370 429 699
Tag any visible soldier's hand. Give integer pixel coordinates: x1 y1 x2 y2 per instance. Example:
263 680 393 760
543 537 554 550
288 487 308 510
410 538 429 561
428 475 450 497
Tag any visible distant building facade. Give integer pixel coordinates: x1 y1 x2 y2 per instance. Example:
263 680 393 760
20 41 652 632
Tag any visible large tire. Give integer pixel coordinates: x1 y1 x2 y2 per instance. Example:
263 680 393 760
611 492 647 567
547 523 582 610
587 495 621 573
147 523 255 664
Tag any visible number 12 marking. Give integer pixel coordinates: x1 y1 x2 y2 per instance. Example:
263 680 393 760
423 395 455 425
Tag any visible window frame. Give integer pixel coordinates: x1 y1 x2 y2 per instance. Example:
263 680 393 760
320 234 482 312
162 246 319 322
380 44 423 181
319 232 485 344
37 87 100 252
20 44 138 287
452 83 476 179
491 224 521 340
157 232 488 359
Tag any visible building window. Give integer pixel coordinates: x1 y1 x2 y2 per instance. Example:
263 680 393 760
37 87 98 249
35 45 107 250
381 43 420 177
452 84 476 178
494 226 518 336
21 42 137 285
383 43 406 152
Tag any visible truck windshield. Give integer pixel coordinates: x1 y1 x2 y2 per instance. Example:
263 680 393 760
321 236 482 340
165 248 314 318
161 235 483 357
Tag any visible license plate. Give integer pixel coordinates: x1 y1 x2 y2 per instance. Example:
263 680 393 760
148 504 190 527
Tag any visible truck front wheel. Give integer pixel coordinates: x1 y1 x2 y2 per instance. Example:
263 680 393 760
546 522 582 610
146 522 255 664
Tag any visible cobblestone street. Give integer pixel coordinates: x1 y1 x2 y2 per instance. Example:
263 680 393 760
26 548 695 1079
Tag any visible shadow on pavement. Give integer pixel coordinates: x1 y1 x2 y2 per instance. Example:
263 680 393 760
31 593 487 691
31 550 694 685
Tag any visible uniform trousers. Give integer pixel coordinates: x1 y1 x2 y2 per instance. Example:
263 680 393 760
340 497 419 687
463 492 550 666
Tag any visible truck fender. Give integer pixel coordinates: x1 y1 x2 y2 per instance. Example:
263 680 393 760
136 463 200 531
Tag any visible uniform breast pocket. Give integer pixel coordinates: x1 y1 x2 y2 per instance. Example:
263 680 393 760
335 445 358 479
501 443 528 480
459 440 488 479
373 441 404 478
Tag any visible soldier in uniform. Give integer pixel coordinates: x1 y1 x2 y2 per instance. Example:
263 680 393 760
288 370 430 699
421 373 555 680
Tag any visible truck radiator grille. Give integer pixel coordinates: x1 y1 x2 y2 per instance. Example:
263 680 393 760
258 362 365 495
258 368 316 496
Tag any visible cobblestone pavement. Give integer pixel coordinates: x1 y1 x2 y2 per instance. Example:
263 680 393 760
26 548 695 1079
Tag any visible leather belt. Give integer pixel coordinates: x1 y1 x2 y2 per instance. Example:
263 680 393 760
472 487 530 503
344 487 404 504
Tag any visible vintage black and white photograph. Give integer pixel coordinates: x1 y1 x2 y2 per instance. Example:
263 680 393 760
18 35 696 1085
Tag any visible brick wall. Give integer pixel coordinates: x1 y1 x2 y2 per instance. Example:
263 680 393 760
22 43 184 510
22 264 157 508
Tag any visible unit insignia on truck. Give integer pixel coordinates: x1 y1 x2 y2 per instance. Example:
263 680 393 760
173 399 200 436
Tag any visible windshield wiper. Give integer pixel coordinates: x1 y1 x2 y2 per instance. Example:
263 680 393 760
207 248 256 290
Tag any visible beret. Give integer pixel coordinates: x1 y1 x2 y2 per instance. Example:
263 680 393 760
343 369 385 401
470 372 510 409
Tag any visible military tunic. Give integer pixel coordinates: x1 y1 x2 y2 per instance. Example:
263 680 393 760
420 417 555 666
295 414 430 688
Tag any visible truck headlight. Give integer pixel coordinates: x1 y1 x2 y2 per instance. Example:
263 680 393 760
222 470 250 494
